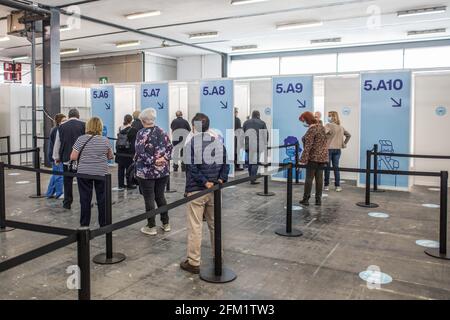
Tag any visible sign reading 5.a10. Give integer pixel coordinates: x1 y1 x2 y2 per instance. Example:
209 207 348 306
92 90 109 99
203 86 225 96
364 79 403 91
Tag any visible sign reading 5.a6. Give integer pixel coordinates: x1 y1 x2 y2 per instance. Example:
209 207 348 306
93 90 109 99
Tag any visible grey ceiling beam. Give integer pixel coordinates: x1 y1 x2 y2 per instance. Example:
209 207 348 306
0 0 50 15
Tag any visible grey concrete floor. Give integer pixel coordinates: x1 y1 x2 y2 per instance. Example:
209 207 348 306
0 167 449 300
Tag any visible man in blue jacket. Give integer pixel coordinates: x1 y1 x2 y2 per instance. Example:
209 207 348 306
180 113 230 274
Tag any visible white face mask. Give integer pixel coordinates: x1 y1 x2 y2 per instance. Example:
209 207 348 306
327 117 333 123
303 122 309 128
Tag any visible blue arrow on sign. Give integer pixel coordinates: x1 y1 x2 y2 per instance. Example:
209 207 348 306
220 101 228 109
157 102 164 110
105 103 111 110
391 98 402 107
297 99 306 108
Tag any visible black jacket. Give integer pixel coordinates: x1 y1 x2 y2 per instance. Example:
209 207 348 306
115 126 137 166
132 119 143 132
58 119 85 163
235 117 242 130
243 117 268 152
184 133 229 193
171 117 191 146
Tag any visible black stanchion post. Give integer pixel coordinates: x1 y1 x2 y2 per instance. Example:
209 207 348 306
200 186 237 283
165 161 177 194
29 147 45 199
93 174 126 265
0 162 14 233
295 142 300 184
257 175 275 197
372 144 384 193
6 136 11 166
275 164 303 237
77 228 91 300
425 171 450 260
357 150 379 208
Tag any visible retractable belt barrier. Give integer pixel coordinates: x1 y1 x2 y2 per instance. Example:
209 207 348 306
0 148 448 300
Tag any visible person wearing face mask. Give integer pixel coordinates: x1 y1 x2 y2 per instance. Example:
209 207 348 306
324 111 351 192
298 111 329 206
314 111 324 126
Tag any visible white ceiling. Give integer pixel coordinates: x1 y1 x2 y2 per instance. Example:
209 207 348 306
1 0 450 61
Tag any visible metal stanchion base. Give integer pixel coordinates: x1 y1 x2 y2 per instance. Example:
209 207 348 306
257 192 276 197
275 228 303 237
93 252 126 265
199 266 237 283
0 227 15 233
371 189 385 193
356 202 379 208
424 249 450 260
29 195 46 199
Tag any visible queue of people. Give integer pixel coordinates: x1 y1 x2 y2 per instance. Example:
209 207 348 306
48 106 349 274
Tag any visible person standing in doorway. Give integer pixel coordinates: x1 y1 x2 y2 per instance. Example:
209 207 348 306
170 111 191 172
53 108 86 210
243 110 268 184
298 111 329 206
45 113 66 199
132 110 144 132
324 111 351 192
314 111 324 126
115 114 138 190
234 108 244 171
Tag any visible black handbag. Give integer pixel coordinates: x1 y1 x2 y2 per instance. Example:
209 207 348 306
68 135 95 173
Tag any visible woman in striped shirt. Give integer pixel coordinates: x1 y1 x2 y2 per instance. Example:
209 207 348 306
71 117 114 227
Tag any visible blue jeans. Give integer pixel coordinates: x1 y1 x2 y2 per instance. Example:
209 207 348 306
45 162 64 198
325 149 341 187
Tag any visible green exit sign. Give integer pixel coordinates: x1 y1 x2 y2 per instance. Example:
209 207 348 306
99 77 108 84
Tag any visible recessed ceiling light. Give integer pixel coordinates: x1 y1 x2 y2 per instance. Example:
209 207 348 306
116 40 141 48
0 36 10 42
232 45 258 51
61 48 80 55
407 28 446 36
12 56 28 61
125 10 161 20
231 0 270 5
311 37 342 44
276 21 323 31
189 32 219 40
398 6 447 18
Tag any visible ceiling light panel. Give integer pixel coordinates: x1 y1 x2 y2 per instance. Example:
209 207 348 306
407 28 446 36
116 40 141 48
276 21 323 31
398 6 447 18
231 0 270 5
125 10 161 20
189 32 219 39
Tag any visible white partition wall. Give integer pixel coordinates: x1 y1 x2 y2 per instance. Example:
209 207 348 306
324 76 361 181
169 83 189 125
114 85 136 137
413 72 450 187
249 79 272 129
188 82 200 121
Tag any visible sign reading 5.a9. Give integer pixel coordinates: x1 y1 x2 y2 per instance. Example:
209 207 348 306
203 86 225 96
275 83 303 94
92 90 109 99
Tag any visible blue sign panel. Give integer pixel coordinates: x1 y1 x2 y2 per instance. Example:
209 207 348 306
360 71 411 188
141 83 169 133
272 76 314 180
91 85 114 140
200 79 234 150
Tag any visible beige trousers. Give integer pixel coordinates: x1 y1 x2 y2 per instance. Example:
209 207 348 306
186 192 215 267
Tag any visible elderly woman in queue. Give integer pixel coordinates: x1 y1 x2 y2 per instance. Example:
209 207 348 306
298 111 329 207
135 108 173 236
70 117 114 227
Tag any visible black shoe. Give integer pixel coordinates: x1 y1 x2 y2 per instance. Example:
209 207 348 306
126 184 137 190
180 260 200 274
250 181 260 185
63 203 71 210
299 199 309 206
315 199 322 206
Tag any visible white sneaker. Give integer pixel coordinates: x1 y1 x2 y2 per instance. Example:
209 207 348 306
336 187 342 192
141 226 157 236
324 186 330 191
161 224 171 232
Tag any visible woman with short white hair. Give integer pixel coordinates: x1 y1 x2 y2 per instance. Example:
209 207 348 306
135 108 173 236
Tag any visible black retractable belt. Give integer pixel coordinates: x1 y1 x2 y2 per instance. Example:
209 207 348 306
0 162 14 232
93 174 126 265
200 186 237 283
275 164 303 237
425 171 450 260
